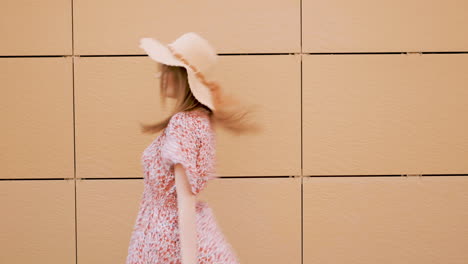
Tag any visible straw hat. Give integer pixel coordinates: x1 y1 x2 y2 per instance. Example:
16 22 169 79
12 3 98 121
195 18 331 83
139 32 221 111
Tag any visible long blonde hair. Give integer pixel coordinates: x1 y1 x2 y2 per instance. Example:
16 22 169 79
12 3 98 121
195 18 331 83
139 63 262 135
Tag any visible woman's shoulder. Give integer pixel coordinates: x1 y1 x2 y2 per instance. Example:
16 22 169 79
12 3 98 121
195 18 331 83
171 109 210 125
168 109 212 134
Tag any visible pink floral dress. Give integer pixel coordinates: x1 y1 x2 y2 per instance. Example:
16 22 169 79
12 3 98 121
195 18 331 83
126 108 240 264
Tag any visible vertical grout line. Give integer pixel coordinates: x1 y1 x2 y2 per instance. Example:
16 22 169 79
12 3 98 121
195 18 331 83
300 57 303 264
299 0 303 263
70 0 77 263
300 0 302 54
299 0 303 176
301 173 303 264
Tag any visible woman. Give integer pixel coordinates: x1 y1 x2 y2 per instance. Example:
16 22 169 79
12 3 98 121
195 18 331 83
126 32 261 264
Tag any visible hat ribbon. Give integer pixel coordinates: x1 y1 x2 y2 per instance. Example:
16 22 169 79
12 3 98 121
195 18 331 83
167 44 223 109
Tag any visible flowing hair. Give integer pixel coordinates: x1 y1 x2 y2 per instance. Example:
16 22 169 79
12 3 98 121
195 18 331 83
139 63 262 136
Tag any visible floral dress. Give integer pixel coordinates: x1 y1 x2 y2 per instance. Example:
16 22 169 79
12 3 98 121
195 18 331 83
126 108 240 264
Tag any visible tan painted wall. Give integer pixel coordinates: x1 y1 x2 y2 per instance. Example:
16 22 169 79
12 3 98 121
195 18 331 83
1 0 468 263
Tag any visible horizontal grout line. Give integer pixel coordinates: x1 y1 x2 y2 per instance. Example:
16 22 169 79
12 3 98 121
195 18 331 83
306 174 468 177
79 175 296 180
0 178 74 181
1 174 468 181
1 51 468 58
79 53 297 57
304 51 468 55
0 55 68 58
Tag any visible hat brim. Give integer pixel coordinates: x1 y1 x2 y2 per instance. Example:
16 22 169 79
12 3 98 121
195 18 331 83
139 37 215 111
139 38 187 67
187 73 215 111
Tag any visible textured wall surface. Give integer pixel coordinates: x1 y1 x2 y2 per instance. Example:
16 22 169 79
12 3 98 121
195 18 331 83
1 0 468 263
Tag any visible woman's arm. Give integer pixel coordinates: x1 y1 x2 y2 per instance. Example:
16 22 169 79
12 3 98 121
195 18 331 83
174 163 198 264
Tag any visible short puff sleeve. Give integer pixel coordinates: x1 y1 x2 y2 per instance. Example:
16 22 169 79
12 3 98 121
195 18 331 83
161 111 216 195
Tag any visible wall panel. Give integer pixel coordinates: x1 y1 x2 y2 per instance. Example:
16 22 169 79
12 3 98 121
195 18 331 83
302 0 468 52
74 56 165 179
0 0 72 55
77 177 301 264
303 176 468 264
0 180 75 263
77 179 143 263
73 0 300 55
212 55 302 176
0 57 74 179
303 53 468 175
200 177 302 264
75 55 301 178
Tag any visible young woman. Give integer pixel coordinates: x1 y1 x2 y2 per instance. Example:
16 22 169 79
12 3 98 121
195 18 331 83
126 32 260 264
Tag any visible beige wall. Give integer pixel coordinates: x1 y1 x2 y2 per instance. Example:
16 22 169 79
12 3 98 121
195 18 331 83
1 0 468 263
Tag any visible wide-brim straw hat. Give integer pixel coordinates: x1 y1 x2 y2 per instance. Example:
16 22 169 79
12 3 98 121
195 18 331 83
139 32 220 111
